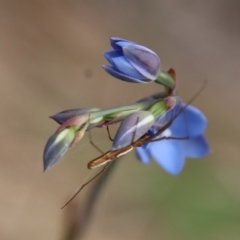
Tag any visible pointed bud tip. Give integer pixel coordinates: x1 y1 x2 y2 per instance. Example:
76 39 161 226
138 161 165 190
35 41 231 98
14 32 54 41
49 115 55 121
164 97 176 110
43 128 77 170
102 64 108 70
43 163 50 172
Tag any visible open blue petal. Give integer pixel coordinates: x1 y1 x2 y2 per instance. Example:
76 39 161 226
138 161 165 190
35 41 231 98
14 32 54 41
135 147 151 164
111 55 146 80
154 103 208 138
123 45 160 80
103 65 149 83
170 104 208 138
148 140 186 175
179 134 211 158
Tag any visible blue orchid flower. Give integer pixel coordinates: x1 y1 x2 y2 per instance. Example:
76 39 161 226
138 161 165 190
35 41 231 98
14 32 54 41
103 37 161 84
135 103 210 175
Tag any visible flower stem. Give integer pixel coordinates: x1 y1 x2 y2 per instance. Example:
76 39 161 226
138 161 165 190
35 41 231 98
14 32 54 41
62 160 120 240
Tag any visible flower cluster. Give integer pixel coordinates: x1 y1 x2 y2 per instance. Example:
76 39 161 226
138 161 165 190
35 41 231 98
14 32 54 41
136 102 209 175
43 37 210 175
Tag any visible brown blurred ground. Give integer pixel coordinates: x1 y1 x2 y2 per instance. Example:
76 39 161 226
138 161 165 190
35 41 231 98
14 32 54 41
0 0 240 239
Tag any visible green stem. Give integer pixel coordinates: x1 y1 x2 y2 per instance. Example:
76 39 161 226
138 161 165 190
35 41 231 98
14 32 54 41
155 70 175 89
88 99 165 130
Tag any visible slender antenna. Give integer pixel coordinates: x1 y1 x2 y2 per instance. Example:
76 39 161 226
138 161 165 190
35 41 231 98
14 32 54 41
106 126 114 141
61 162 111 209
88 130 104 154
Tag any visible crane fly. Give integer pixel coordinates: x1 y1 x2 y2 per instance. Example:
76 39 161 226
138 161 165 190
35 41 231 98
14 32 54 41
61 82 206 209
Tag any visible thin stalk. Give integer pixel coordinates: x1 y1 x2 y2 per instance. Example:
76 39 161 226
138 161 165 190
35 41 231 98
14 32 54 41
62 160 119 240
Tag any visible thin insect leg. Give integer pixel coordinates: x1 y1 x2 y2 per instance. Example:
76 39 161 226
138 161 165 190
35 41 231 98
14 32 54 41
85 112 105 153
61 162 112 209
107 126 114 141
86 113 103 153
88 130 104 154
148 135 188 142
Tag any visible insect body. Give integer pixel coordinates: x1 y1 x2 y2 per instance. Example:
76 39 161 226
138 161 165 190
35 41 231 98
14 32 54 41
88 116 176 169
88 131 157 169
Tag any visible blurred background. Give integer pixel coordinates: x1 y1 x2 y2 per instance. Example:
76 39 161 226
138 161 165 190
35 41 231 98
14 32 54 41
0 0 240 239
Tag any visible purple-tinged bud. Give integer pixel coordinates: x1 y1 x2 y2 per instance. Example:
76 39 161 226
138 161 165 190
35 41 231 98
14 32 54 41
56 114 89 133
50 108 100 124
43 127 76 171
111 111 155 151
43 114 90 170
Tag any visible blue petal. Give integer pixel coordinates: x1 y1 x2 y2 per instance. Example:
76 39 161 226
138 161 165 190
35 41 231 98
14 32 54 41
104 50 123 65
116 41 135 48
154 103 208 138
110 37 135 49
135 147 151 164
141 142 151 150
170 104 208 138
123 45 160 80
111 55 146 80
179 134 211 158
148 140 186 175
103 65 149 83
